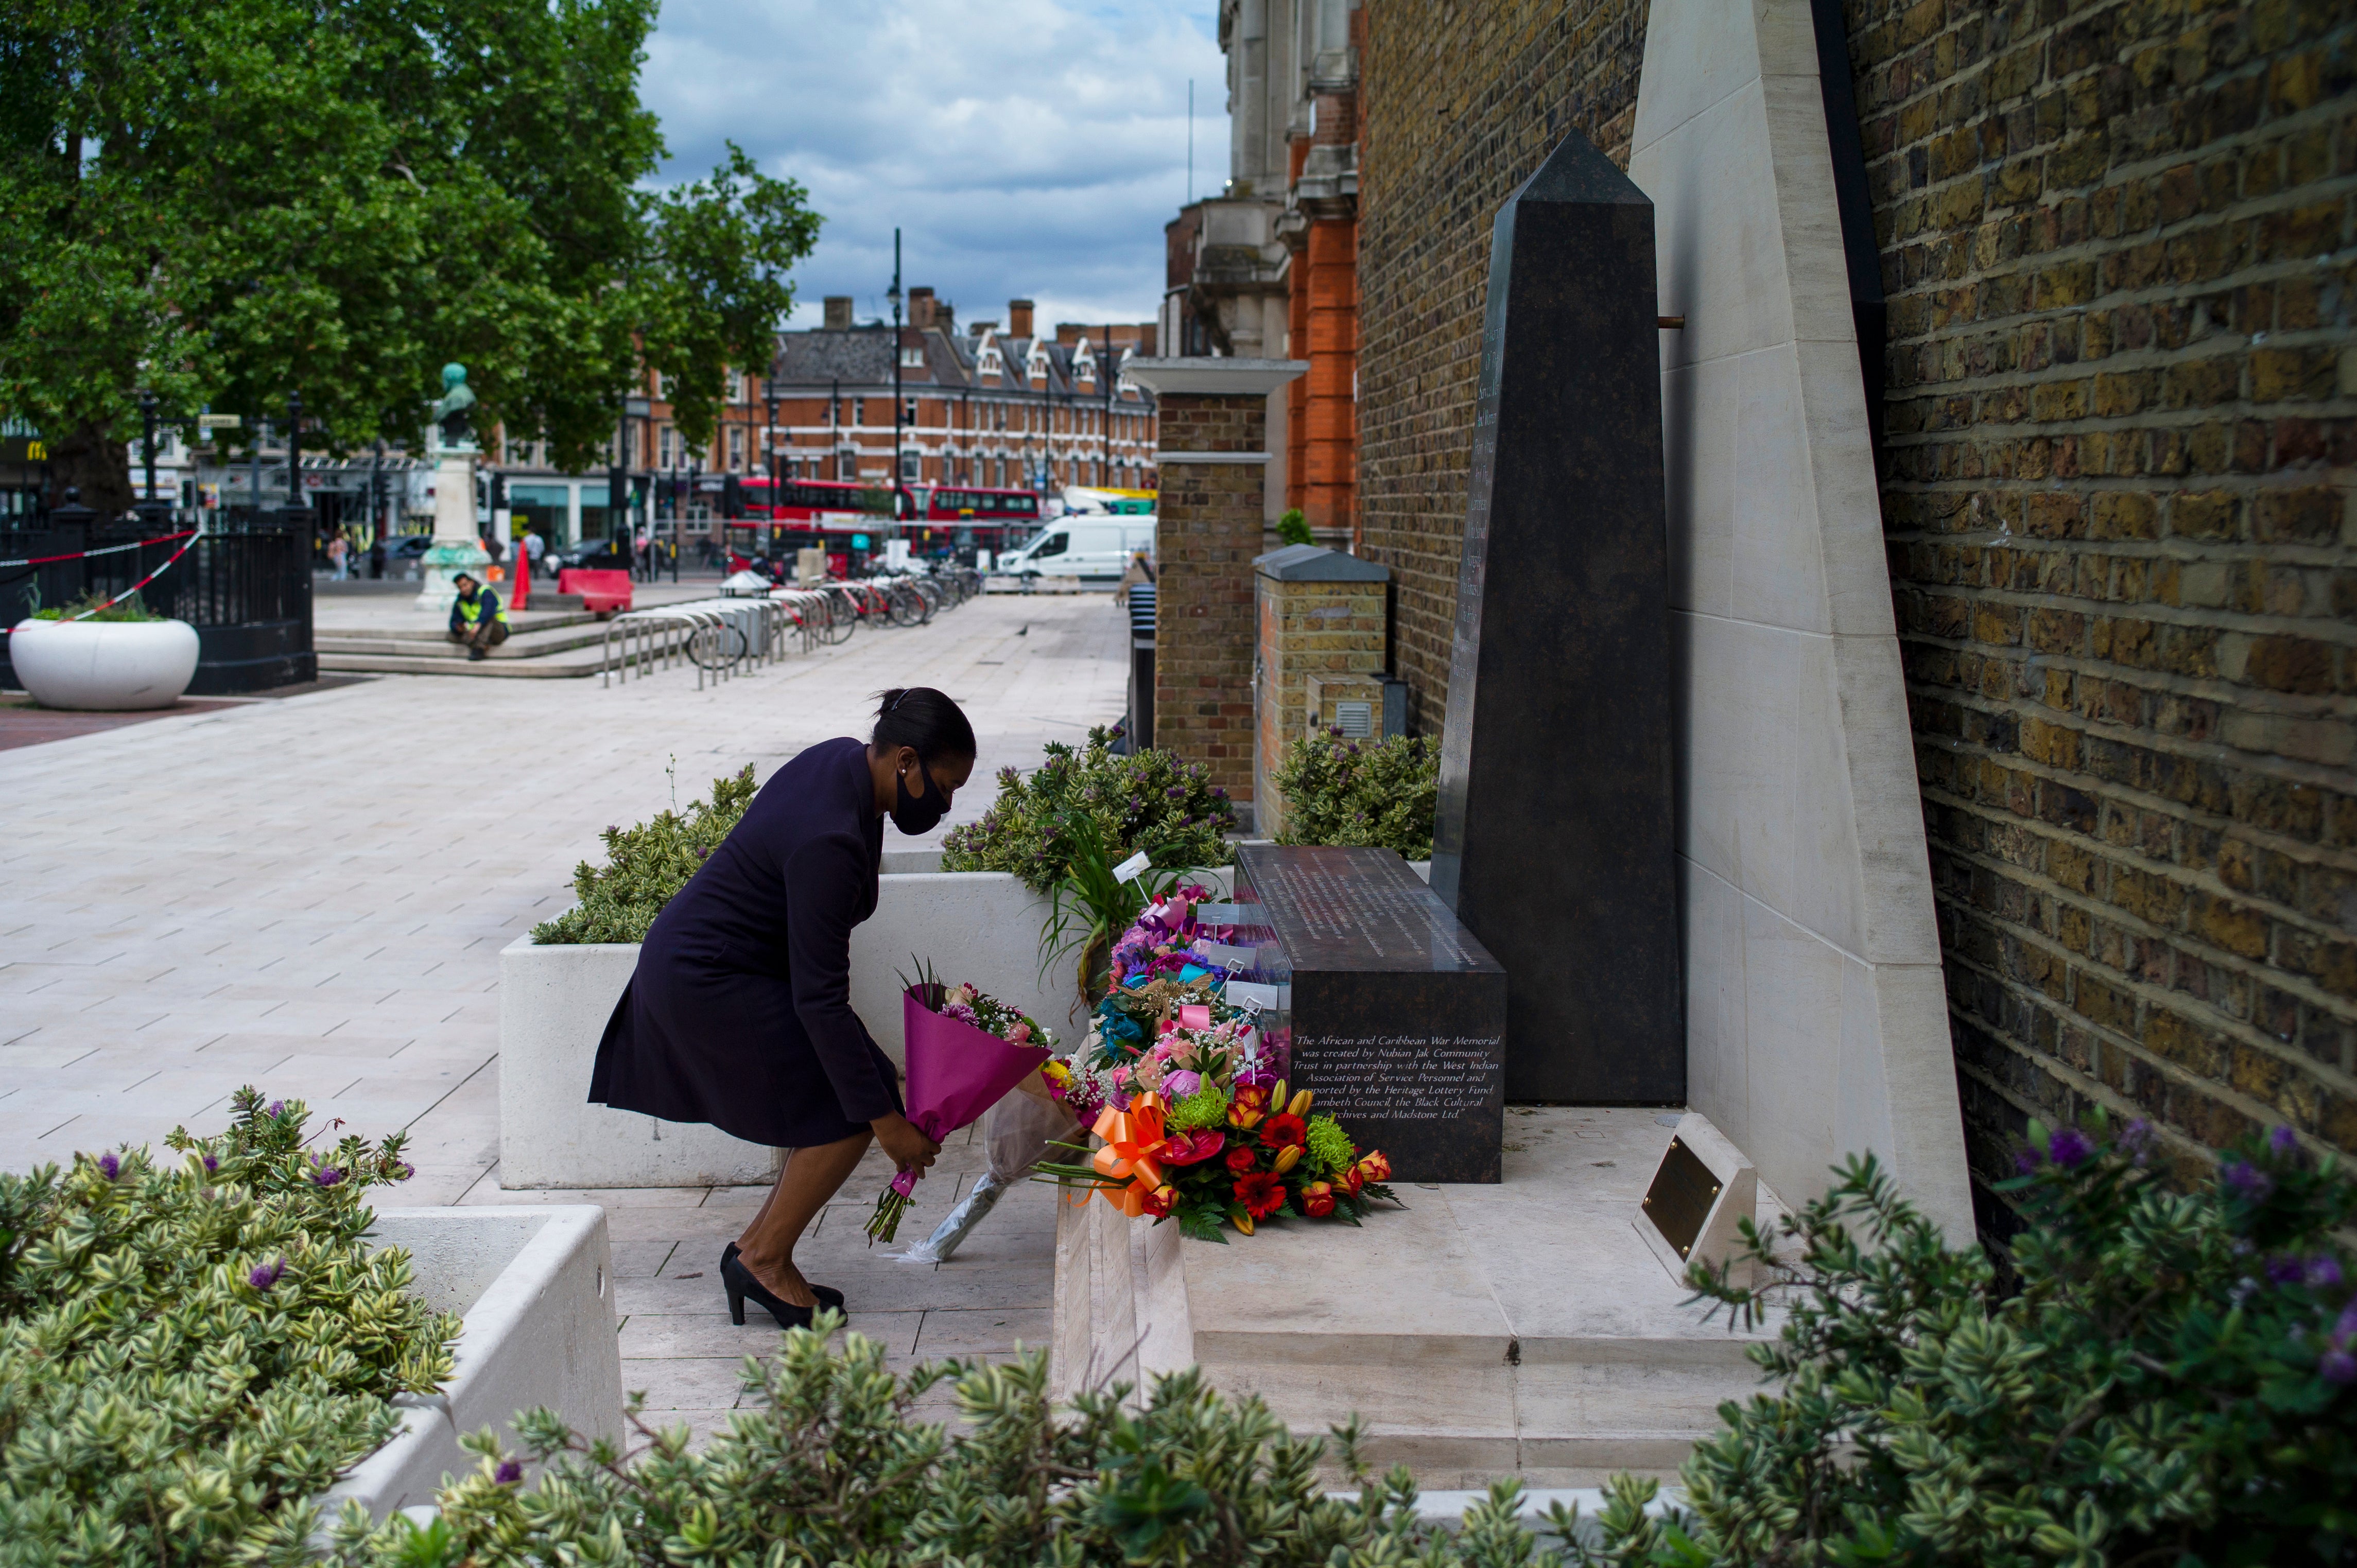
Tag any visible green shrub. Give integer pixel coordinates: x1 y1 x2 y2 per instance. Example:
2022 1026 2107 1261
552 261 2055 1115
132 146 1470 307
1633 1112 2357 1566
941 729 1234 892
1271 730 1439 860
530 765 756 945
0 1088 457 1567
29 588 163 622
331 1113 2357 1568
1275 508 1313 547
325 1326 1566 1568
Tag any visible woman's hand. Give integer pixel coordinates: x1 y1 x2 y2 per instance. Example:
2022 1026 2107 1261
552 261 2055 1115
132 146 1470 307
872 1112 941 1174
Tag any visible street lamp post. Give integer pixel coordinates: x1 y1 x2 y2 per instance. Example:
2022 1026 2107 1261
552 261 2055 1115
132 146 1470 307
889 227 906 532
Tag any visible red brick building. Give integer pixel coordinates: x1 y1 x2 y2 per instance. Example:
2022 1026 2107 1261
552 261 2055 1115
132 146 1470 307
1162 0 1362 544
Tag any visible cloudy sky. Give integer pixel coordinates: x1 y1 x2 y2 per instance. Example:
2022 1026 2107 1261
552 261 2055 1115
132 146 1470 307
641 0 1230 336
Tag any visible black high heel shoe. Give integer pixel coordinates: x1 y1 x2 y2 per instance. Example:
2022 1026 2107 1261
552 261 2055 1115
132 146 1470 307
721 1243 845 1314
721 1252 813 1331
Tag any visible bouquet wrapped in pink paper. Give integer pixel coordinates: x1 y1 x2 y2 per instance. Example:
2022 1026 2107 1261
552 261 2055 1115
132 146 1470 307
866 966 1055 1242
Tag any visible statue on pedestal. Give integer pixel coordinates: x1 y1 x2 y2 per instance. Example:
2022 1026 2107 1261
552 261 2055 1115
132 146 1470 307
431 363 478 451
414 362 491 615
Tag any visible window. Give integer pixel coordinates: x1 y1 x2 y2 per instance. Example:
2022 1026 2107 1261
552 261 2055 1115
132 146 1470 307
900 346 926 368
899 451 920 480
658 425 676 467
1032 530 1067 559
837 450 857 480
728 427 745 470
852 398 864 426
902 400 916 427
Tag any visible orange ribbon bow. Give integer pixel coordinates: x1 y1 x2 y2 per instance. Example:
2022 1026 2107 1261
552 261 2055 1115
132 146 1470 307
1088 1092 1170 1215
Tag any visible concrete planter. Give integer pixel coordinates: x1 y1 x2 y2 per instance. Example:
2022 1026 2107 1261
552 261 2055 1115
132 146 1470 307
318 1205 621 1525
8 616 199 709
499 865 1232 1190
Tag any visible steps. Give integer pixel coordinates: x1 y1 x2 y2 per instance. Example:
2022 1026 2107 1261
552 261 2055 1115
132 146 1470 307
316 608 616 678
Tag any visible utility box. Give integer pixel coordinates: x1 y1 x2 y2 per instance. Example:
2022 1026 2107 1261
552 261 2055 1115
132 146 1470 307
795 547 827 585
1253 544 1390 842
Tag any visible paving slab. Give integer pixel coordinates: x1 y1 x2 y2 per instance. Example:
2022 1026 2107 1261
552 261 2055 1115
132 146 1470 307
0 589 1122 1431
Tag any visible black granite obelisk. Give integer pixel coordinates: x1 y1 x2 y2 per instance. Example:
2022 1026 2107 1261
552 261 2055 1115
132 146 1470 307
1429 131 1684 1104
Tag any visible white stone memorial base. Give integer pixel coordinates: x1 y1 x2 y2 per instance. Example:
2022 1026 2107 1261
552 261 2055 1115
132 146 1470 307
1052 1106 1784 1489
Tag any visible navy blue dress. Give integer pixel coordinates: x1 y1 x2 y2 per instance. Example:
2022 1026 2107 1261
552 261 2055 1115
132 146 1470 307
588 737 902 1147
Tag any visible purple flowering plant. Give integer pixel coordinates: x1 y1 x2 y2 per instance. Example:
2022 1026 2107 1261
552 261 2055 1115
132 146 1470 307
1645 1106 2357 1565
4 1087 457 1565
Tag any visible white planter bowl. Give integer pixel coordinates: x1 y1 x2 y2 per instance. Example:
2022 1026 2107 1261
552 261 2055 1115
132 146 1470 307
9 616 200 710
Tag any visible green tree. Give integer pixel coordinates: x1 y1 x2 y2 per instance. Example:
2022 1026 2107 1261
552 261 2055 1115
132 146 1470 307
0 0 819 511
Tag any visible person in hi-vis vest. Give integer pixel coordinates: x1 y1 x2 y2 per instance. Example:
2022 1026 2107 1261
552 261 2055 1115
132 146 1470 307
447 573 510 660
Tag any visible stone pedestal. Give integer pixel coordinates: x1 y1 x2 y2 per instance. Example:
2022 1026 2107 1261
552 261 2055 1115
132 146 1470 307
414 447 489 615
1252 544 1389 841
1124 358 1307 818
1052 1106 1782 1488
1228 843 1506 1183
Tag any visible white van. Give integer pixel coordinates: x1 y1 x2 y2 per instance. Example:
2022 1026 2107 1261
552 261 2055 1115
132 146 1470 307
1001 518 1155 579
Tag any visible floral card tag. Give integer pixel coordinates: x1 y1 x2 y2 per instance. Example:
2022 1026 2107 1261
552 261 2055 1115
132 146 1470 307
1112 849 1152 884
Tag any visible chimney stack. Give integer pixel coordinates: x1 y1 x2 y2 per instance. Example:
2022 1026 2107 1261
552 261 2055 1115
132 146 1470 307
908 287 936 329
823 295 853 329
1008 299 1035 339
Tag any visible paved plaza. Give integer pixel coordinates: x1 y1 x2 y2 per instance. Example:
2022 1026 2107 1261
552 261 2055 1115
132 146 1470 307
0 590 1120 1438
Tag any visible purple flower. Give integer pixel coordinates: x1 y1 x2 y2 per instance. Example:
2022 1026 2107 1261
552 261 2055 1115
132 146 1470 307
395 1162 415 1180
250 1259 284 1290
494 1459 524 1485
2014 1148 2043 1175
97 1153 120 1181
2266 1255 2307 1286
2322 1349 2357 1386
202 1154 218 1173
266 1101 284 1118
312 1165 344 1188
2048 1127 2092 1168
2307 1256 2344 1290
2336 1301 2357 1341
1210 787 1226 798
2269 1125 2299 1156
2224 1160 2275 1201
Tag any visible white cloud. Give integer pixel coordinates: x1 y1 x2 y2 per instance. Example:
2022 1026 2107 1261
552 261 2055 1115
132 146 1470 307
641 0 1231 334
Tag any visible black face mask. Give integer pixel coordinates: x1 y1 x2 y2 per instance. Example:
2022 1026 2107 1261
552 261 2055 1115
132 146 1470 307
890 759 947 834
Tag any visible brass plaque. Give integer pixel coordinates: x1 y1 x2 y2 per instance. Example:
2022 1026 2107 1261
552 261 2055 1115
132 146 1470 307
1640 1136 1721 1260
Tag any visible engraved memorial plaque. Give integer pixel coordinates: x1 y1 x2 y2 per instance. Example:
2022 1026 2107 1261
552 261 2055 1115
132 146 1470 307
1639 1136 1720 1261
1228 844 1507 1182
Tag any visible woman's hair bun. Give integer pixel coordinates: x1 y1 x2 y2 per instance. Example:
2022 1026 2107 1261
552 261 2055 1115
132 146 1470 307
871 686 975 761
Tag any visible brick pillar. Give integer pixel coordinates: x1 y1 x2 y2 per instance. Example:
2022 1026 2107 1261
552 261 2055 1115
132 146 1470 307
1126 358 1308 827
1254 547 1390 840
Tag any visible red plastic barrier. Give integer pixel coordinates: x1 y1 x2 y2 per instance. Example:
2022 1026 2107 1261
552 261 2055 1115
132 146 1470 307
557 568 632 615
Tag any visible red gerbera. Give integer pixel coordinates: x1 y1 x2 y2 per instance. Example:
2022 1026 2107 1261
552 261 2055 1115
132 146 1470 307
1258 1112 1308 1151
1224 1145 1258 1175
1232 1171 1285 1219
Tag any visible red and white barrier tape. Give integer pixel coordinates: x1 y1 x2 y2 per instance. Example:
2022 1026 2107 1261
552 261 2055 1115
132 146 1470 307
0 526 199 569
3 521 210 631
